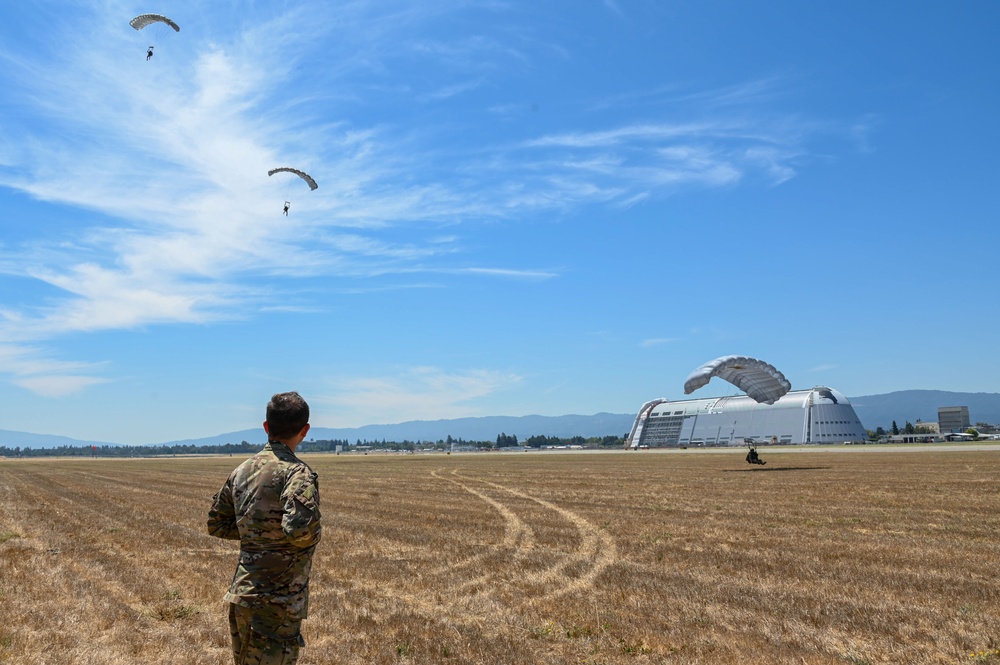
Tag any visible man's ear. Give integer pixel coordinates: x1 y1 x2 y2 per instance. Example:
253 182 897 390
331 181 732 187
300 423 311 437
263 421 270 435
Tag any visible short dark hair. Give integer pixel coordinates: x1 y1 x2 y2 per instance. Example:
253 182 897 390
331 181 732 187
266 391 310 440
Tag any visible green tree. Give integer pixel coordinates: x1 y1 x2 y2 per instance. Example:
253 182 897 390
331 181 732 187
496 432 519 448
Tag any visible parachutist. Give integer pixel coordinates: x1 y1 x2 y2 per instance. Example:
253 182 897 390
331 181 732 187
146 46 154 60
270 168 317 216
746 445 766 465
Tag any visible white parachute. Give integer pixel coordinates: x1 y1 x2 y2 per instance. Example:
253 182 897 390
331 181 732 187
683 355 791 405
268 168 319 191
129 14 180 32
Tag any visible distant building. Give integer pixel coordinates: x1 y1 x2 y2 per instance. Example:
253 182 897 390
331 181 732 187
627 387 867 448
889 434 940 444
915 420 940 434
938 406 970 433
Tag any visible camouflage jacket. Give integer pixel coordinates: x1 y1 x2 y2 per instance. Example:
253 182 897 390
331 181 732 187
207 441 322 620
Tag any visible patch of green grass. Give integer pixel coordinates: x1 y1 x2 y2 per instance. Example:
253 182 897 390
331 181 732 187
0 532 20 544
565 624 594 639
530 622 556 639
149 591 199 621
618 638 650 655
153 604 199 621
960 605 979 617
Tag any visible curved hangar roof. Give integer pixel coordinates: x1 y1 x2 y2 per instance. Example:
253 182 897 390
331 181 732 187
628 387 866 447
654 386 852 416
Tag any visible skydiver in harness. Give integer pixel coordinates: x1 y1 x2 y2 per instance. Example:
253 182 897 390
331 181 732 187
746 444 765 465
283 201 291 216
147 46 154 61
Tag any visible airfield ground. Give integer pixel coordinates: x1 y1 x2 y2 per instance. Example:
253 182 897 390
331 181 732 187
1 447 997 664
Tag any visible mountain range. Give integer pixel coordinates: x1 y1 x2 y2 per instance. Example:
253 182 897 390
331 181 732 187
845 390 1000 430
3 390 998 449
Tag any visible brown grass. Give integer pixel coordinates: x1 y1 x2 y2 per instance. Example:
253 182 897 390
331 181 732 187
1 449 998 664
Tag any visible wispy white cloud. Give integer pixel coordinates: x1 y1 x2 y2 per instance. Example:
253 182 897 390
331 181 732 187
456 267 558 279
670 78 791 109
640 337 679 347
333 283 443 295
0 342 110 396
809 363 838 372
418 78 486 102
511 120 800 196
14 374 110 398
523 123 719 149
320 366 523 425
0 2 850 396
602 0 625 17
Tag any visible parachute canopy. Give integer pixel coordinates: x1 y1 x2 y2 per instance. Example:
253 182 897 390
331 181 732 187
683 355 791 405
129 14 180 32
268 168 318 191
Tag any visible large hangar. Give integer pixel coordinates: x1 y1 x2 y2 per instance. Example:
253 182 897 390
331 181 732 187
627 387 867 448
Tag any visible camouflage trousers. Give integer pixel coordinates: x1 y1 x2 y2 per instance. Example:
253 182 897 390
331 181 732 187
228 602 304 665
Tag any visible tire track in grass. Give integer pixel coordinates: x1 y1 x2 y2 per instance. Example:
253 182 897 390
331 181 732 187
334 468 549 623
424 469 537 593
431 469 536 552
449 471 618 604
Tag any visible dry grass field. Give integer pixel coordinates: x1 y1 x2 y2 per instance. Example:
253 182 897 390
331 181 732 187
1 448 998 664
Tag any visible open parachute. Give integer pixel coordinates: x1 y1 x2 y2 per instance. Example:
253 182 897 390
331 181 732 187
268 168 318 191
683 355 791 405
129 14 180 32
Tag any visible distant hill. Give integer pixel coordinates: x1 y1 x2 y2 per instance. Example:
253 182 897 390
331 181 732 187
0 413 636 450
4 391 999 449
158 412 637 448
847 390 1000 430
0 429 116 450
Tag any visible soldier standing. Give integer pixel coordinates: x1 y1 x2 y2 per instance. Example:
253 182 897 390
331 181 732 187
207 392 322 665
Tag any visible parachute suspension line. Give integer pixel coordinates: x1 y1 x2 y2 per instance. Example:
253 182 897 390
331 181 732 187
268 167 319 216
279 181 290 215
130 14 179 59
280 176 297 215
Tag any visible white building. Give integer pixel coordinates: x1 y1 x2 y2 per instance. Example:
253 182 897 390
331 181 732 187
937 406 970 433
627 387 867 448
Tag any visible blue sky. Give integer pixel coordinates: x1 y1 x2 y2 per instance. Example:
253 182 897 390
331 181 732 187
1 1 997 444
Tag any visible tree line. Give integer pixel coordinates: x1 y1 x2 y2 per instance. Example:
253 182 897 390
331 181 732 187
0 441 262 458
0 433 627 458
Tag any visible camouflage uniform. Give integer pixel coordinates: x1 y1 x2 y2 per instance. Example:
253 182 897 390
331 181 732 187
208 441 322 665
